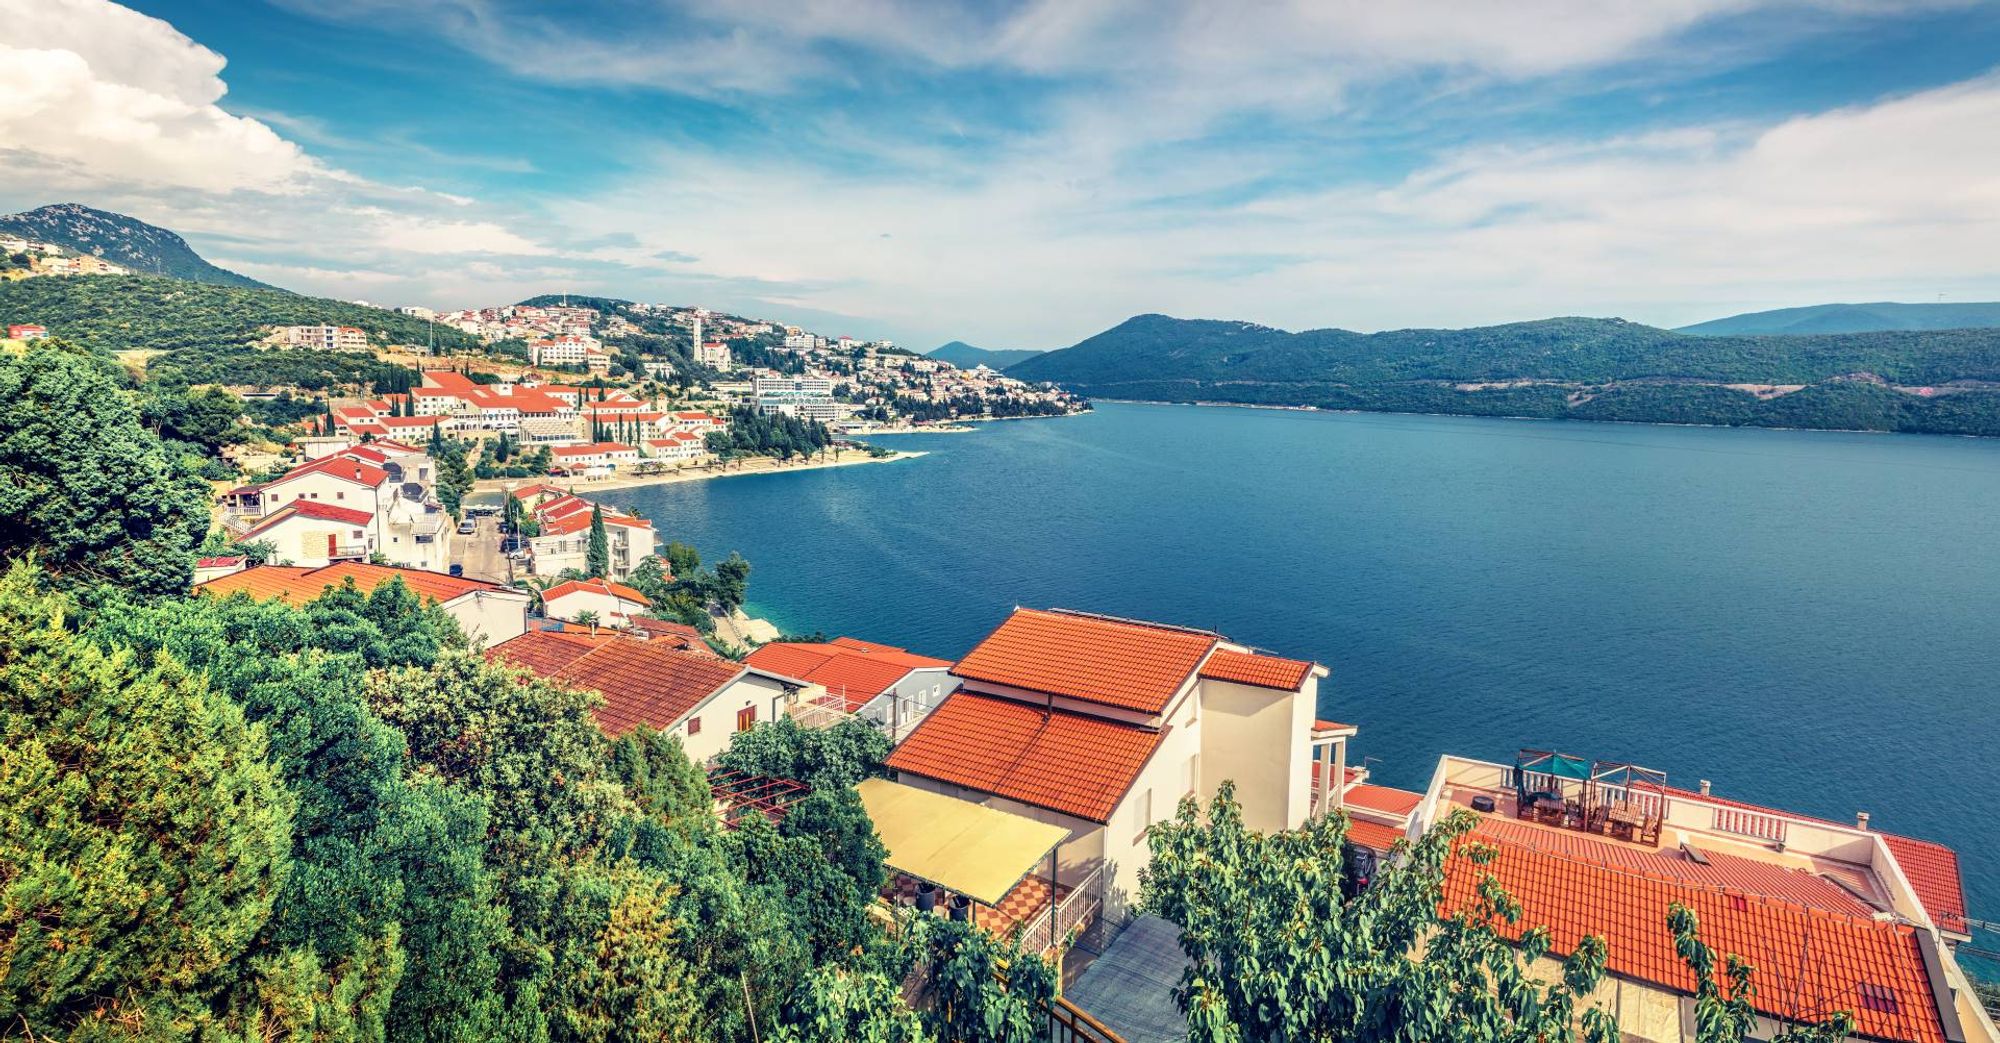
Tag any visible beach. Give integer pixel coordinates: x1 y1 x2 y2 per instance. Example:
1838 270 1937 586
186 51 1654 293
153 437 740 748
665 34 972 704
473 448 927 496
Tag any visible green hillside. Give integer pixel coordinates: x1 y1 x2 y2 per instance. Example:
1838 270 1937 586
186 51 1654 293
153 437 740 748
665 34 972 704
0 275 480 354
0 203 271 288
1677 301 2000 336
929 340 1043 370
1010 314 2000 436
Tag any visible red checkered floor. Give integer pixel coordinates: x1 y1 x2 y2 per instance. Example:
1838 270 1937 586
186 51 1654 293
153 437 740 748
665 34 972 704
885 873 1072 941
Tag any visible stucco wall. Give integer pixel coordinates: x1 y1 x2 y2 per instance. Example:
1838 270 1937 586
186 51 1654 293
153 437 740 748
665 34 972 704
444 589 530 646
679 673 792 763
1197 678 1307 833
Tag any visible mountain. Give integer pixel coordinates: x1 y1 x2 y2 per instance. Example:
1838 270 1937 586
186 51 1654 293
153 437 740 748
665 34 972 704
929 340 1042 370
0 275 477 356
1677 301 2000 336
0 203 271 289
1010 313 2000 436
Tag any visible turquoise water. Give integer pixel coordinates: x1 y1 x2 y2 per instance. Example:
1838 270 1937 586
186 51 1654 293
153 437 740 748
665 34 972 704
603 402 2000 923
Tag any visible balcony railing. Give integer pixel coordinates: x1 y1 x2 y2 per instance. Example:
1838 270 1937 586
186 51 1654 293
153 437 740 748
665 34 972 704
1014 862 1106 956
329 543 369 559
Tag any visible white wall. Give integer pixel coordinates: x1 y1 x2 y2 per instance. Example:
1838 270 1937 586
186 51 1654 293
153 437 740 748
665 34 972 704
1196 677 1312 833
544 589 646 625
444 589 530 646
677 673 792 763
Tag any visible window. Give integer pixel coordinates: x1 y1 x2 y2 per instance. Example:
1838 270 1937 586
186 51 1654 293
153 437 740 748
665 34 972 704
687 717 702 736
736 706 757 732
337 492 345 500
1132 788 1153 843
1184 753 1199 797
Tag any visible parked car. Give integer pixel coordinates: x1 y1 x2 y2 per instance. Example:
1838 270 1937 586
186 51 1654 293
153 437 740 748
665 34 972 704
500 536 526 553
457 520 476 535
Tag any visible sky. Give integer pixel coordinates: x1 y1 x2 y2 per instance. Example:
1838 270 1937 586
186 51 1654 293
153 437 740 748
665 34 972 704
3 0 1999 349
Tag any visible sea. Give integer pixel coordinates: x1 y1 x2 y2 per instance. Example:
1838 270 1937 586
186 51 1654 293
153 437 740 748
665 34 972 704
601 401 2000 929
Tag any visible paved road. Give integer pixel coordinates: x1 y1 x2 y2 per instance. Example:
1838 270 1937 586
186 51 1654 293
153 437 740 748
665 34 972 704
450 513 514 586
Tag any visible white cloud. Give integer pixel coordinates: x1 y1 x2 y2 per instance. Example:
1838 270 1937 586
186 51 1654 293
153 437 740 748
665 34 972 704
0 0 322 193
372 215 549 256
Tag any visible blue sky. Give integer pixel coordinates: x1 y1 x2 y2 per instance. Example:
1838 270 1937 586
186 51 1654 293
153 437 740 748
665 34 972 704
3 0 1999 348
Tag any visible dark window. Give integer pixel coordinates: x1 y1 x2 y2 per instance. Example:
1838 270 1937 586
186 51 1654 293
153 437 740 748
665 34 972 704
687 717 702 736
736 706 757 732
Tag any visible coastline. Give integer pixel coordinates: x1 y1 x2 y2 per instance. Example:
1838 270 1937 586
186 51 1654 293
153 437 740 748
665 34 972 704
1091 397 1983 438
475 449 927 496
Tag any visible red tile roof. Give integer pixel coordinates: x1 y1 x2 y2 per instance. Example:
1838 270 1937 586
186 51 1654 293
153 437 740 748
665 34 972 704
1471 817 1876 918
884 691 1168 823
1444 834 1947 1043
542 578 651 606
276 455 390 488
490 634 746 736
195 555 245 568
197 562 510 606
1344 783 1424 818
952 608 1218 715
485 629 612 674
1665 787 1968 935
244 500 375 533
745 639 950 711
1346 818 1407 852
1199 648 1316 690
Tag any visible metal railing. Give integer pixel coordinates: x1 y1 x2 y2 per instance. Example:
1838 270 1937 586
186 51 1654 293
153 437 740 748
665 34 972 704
1015 863 1106 955
1047 995 1127 1043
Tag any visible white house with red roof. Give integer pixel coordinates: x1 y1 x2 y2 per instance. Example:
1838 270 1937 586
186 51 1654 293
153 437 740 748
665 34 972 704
745 636 954 739
541 578 651 627
198 561 529 642
549 441 638 476
222 448 452 570
1406 752 1996 1043
235 500 378 565
525 496 656 580
883 607 1345 921
642 430 712 467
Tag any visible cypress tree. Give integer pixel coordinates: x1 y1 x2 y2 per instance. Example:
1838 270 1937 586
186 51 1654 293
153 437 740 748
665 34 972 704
587 506 610 578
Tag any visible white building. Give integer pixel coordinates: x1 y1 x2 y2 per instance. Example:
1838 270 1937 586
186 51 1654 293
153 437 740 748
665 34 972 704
199 562 530 643
541 578 651 627
280 324 370 351
883 608 1345 921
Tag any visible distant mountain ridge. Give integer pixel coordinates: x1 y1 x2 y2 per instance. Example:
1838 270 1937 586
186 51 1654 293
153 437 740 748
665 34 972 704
929 340 1042 370
0 203 271 289
1676 301 2000 336
1009 312 2000 436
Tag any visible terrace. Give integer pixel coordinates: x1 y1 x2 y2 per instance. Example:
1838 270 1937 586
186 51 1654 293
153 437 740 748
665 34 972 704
1412 752 1953 932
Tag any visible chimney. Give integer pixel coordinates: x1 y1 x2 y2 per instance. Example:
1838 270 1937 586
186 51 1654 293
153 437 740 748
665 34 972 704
1698 779 1711 796
1856 811 1871 831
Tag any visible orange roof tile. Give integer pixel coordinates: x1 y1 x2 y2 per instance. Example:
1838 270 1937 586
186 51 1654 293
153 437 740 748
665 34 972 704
952 608 1217 715
884 691 1168 823
1346 818 1407 852
242 501 375 537
484 629 613 674
1665 788 1968 935
542 578 651 606
276 455 389 487
745 639 950 711
1444 835 1946 1043
1344 784 1424 818
1200 648 1316 690
491 634 746 735
197 562 509 606
1471 817 1875 917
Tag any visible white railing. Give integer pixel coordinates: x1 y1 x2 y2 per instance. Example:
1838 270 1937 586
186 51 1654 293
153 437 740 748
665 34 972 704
1016 863 1106 955
1711 805 1789 843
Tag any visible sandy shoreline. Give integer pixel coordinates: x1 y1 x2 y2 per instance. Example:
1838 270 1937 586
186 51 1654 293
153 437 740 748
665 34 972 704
474 449 927 497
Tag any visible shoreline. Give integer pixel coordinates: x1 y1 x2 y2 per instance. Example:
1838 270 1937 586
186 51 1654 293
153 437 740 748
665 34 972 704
1092 398 1993 439
475 449 927 496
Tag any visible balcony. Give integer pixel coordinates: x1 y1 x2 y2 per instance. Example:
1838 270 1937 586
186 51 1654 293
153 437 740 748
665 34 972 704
329 542 369 560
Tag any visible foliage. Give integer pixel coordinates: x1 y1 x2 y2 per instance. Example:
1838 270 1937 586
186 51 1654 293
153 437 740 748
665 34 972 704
1670 903 1855 1043
587 505 610 578
1141 784 1620 1043
707 405 835 461
1015 313 2000 435
0 274 479 355
715 716 891 791
918 917 1059 1043
773 966 931 1043
0 341 210 595
429 428 474 515
0 563 294 1037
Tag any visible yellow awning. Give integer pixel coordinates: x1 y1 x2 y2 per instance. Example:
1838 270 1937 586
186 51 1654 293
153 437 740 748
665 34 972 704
857 777 1070 907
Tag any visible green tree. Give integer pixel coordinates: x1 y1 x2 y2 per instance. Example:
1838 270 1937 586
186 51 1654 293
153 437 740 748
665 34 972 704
712 551 751 613
587 505 610 578
556 866 710 1043
1671 903 1855 1043
715 716 890 791
0 561 294 1036
1140 784 1620 1043
0 342 210 594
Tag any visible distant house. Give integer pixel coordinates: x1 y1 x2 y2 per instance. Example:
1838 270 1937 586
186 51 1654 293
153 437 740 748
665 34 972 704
192 555 248 584
7 324 47 341
745 636 954 739
236 500 377 565
540 577 651 627
487 631 802 761
280 324 369 351
197 561 530 642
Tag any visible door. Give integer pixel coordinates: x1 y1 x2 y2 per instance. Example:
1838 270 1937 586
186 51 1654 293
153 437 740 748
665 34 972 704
326 533 338 557
735 706 757 732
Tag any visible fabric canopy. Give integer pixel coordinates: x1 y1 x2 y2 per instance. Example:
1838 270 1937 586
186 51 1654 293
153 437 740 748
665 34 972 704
856 777 1070 906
